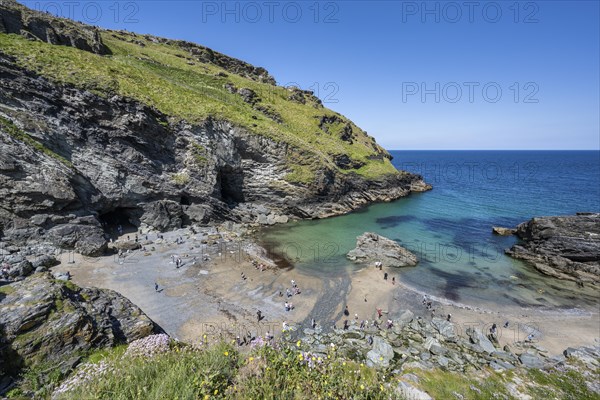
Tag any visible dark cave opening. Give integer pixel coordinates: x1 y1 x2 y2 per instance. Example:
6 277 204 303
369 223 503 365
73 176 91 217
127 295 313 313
180 195 191 206
99 207 139 239
218 166 244 205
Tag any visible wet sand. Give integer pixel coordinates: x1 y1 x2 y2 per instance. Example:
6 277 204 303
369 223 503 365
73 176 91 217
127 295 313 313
54 227 599 356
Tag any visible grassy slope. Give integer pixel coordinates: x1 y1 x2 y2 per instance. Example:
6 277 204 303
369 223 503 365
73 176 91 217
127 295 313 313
0 30 399 183
10 340 599 400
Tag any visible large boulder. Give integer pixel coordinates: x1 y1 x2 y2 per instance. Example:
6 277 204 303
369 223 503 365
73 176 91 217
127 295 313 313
0 273 157 381
347 232 418 267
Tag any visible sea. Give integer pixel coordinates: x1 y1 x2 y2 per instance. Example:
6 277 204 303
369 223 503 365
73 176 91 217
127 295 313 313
260 151 600 312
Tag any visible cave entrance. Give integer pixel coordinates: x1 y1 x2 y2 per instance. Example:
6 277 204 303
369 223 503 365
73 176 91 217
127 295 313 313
218 166 244 205
99 207 139 239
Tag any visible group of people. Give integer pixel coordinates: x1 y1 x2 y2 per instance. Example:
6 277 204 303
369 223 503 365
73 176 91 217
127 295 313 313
251 259 268 272
171 254 184 268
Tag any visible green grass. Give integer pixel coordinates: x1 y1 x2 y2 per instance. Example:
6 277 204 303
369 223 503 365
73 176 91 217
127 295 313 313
50 341 404 400
0 31 399 182
0 284 16 295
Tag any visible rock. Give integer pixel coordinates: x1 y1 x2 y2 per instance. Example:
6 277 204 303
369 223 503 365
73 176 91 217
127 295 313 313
506 214 600 282
519 353 545 369
46 223 107 256
0 0 110 55
31 255 60 269
366 336 394 368
431 317 457 339
0 273 157 380
563 346 600 369
492 226 516 235
490 360 515 371
347 232 418 267
436 355 449 368
396 381 433 399
466 328 497 354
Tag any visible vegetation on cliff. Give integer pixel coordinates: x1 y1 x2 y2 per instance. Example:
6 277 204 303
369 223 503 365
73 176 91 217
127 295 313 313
0 0 399 183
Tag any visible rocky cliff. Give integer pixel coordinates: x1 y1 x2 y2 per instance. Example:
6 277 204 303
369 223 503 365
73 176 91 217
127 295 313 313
0 273 158 393
506 213 600 283
0 0 429 255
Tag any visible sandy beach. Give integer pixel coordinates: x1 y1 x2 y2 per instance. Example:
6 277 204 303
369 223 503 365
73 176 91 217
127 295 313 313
53 226 600 356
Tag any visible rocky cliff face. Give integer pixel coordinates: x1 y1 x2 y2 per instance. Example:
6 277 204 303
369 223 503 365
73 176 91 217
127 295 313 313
506 213 600 283
0 1 429 256
0 273 157 390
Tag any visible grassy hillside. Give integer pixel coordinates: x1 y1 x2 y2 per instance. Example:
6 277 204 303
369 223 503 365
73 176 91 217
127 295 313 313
8 335 599 399
0 27 399 183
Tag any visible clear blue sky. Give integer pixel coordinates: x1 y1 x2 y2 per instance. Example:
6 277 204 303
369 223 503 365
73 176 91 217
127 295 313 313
22 1 600 150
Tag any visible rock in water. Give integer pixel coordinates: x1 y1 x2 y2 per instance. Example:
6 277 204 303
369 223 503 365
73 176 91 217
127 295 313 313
506 213 600 283
492 226 517 236
347 232 418 267
0 273 157 379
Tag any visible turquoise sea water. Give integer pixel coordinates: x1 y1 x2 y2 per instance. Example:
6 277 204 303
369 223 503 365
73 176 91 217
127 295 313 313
261 151 600 311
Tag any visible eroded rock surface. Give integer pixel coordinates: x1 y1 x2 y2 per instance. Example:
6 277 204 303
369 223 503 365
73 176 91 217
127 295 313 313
347 232 418 267
506 213 600 283
0 273 157 381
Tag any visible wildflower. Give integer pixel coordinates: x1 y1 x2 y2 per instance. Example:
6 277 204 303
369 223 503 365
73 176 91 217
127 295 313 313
360 384 365 390
224 351 229 356
214 389 218 395
249 357 254 362
204 395 209 400
296 340 301 347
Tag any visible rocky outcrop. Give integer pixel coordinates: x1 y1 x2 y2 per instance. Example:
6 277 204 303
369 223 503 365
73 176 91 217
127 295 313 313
506 214 600 283
0 273 157 385
0 0 110 55
347 232 418 267
0 51 429 255
492 226 516 236
297 313 573 374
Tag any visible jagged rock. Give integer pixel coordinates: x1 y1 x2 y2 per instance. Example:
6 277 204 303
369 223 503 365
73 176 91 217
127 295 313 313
519 353 545 369
466 328 497 354
0 273 157 379
347 232 418 267
46 223 107 256
506 214 600 282
492 226 516 236
564 346 600 369
0 0 110 54
366 336 394 368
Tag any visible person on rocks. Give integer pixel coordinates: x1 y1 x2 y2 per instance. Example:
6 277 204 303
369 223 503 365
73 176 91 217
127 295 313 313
367 335 374 345
490 323 497 335
359 320 365 329
504 321 509 328
282 321 289 331
236 335 242 346
386 319 393 329
376 308 383 319
344 306 350 316
354 313 359 320
311 318 317 329
447 313 452 322
343 320 349 330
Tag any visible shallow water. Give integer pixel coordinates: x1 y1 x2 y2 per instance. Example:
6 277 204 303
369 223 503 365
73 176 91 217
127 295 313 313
260 151 600 312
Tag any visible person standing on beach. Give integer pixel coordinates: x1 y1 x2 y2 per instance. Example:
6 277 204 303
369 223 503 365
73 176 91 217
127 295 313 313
384 272 388 280
154 282 159 292
376 308 383 318
257 310 262 322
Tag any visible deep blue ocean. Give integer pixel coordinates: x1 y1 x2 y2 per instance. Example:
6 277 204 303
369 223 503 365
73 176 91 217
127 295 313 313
261 151 600 311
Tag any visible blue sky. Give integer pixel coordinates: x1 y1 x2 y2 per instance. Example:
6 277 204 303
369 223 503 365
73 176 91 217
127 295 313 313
21 1 600 150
